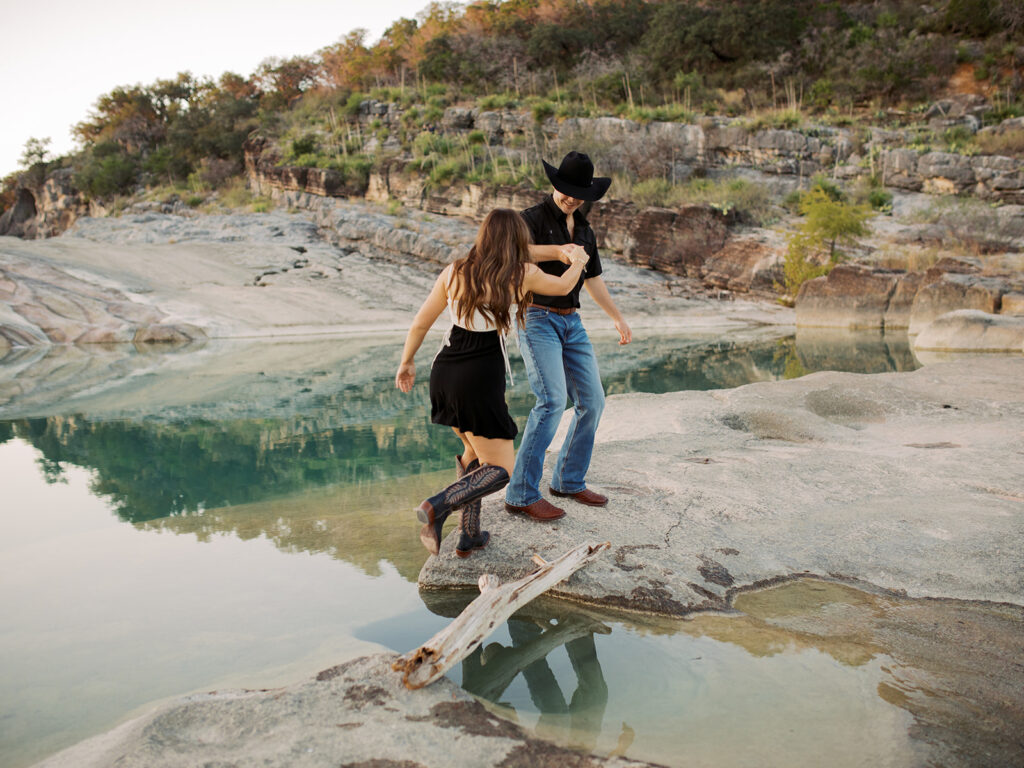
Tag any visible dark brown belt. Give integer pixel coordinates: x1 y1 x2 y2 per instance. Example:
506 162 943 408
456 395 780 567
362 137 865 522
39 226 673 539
528 304 576 315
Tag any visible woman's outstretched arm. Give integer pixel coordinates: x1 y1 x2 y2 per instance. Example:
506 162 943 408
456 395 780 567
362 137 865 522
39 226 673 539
522 246 588 296
396 268 449 392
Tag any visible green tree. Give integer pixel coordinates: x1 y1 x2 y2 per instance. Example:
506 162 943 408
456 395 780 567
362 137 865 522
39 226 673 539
74 142 138 199
19 137 52 168
782 186 870 300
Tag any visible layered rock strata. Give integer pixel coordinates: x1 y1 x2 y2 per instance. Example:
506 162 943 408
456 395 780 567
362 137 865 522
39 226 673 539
250 144 784 292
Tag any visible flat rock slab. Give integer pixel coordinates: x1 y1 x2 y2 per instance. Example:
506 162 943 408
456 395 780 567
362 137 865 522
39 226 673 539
421 357 1024 613
1 209 792 347
34 654 661 768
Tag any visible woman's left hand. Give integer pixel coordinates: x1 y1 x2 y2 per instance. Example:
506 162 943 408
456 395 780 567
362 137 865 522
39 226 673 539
396 362 416 392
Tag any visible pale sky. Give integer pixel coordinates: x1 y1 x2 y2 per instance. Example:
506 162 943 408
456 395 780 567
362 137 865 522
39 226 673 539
1 0 434 177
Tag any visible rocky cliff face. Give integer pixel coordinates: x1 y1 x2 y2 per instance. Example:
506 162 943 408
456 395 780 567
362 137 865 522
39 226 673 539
0 168 98 239
246 138 784 293
795 257 1024 355
364 104 1024 202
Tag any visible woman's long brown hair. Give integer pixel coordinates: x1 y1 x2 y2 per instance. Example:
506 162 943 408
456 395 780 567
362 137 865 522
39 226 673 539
450 208 532 335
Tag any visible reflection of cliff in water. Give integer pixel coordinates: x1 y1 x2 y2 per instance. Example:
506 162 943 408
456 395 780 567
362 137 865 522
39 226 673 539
2 413 450 523
789 328 919 377
144 469 450 582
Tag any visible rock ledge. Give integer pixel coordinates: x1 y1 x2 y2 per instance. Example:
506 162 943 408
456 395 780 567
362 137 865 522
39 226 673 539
421 357 1024 613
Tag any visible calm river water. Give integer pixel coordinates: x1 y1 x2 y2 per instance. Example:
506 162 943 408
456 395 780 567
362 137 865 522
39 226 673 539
3 331 1020 768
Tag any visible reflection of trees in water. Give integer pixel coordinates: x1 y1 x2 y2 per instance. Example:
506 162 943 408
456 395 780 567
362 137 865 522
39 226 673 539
4 413 456 522
0 333 918 524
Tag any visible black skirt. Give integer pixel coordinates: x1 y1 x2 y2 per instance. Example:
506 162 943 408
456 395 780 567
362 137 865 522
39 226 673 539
430 326 517 440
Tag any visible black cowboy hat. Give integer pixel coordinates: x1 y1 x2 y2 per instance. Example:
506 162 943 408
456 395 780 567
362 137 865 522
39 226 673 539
542 151 611 202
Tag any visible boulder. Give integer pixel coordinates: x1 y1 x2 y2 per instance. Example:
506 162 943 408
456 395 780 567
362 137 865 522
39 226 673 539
913 309 1024 353
918 152 976 195
1002 292 1024 315
442 106 475 130
989 167 1024 204
645 121 705 161
908 273 1011 335
883 270 926 330
926 257 981 276
881 149 922 191
751 129 809 154
700 236 782 293
795 264 900 328
619 205 729 277
586 199 638 255
0 187 37 237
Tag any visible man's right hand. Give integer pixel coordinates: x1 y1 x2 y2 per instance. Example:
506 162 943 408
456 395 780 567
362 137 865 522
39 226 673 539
558 244 587 264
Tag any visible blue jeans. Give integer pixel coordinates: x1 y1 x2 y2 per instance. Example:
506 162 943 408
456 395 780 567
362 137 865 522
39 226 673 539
506 308 605 506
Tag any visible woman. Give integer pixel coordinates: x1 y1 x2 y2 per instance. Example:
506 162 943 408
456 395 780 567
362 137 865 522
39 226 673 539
396 208 588 557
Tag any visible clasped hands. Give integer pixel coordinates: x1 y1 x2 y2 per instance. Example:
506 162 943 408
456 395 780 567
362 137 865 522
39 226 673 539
560 244 589 267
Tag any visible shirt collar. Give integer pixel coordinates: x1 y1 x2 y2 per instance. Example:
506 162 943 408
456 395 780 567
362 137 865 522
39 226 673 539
543 194 589 228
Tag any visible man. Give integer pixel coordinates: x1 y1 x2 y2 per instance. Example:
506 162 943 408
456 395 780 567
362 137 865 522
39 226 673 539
505 151 632 521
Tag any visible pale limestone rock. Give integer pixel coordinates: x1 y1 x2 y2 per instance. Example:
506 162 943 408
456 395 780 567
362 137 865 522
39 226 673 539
1002 292 1024 315
421 358 1024 613
795 265 899 329
913 309 1024 352
908 273 1010 335
34 654 661 768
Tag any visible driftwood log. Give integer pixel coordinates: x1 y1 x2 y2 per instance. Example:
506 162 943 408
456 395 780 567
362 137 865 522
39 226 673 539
392 541 611 689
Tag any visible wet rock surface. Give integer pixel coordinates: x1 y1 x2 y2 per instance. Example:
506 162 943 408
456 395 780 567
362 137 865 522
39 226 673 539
420 357 1024 613
33 655 663 768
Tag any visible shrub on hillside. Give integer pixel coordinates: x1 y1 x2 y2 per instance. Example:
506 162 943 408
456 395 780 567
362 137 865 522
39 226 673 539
75 142 138 199
781 185 870 300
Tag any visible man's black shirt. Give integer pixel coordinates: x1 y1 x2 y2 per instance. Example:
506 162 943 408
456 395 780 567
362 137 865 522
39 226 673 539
520 195 603 309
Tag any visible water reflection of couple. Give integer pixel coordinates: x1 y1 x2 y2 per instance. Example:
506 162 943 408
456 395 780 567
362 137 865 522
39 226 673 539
461 615 610 752
396 152 632 557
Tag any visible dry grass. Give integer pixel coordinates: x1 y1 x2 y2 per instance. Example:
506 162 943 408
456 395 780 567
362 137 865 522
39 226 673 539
868 245 1024 274
974 128 1024 157
219 177 255 209
911 197 1024 255
869 245 950 272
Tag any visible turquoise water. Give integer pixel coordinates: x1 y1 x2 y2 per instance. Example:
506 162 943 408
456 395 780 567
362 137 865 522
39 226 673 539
14 331 1020 768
